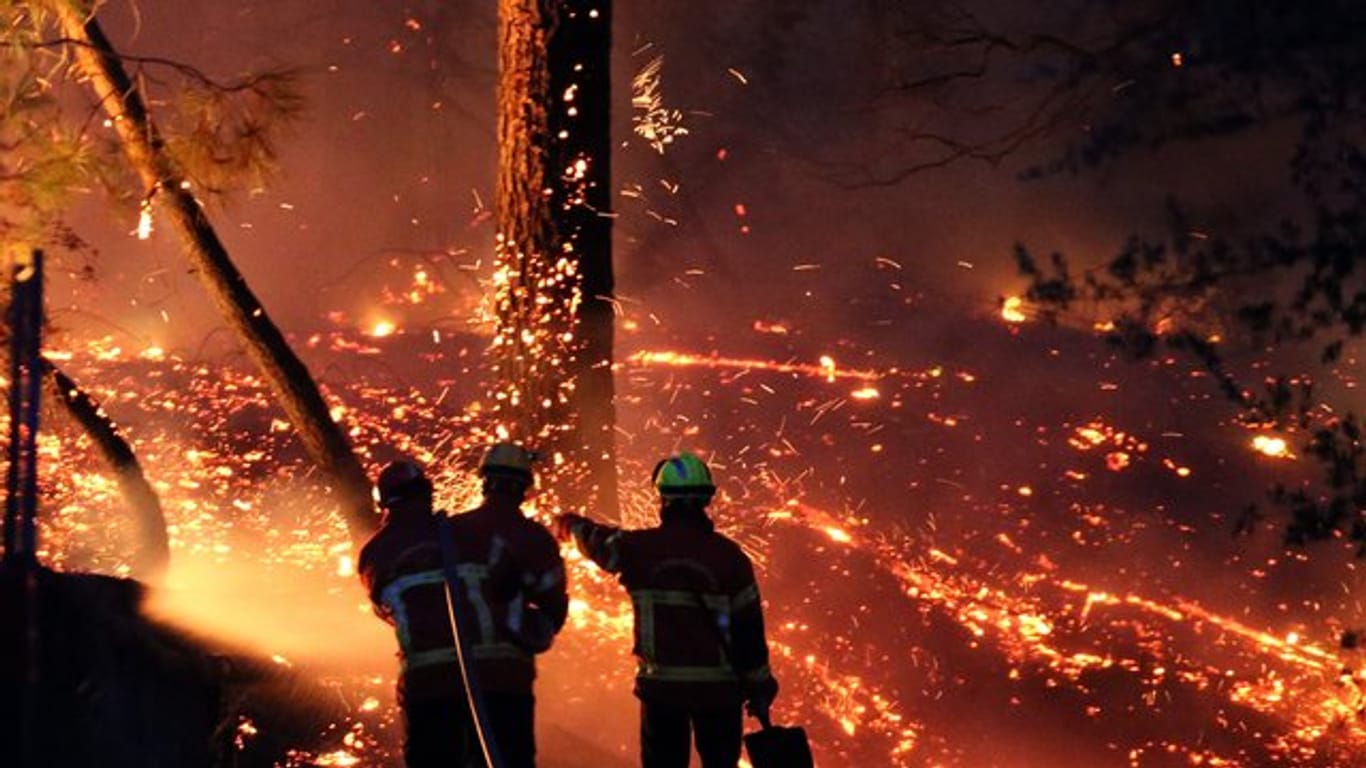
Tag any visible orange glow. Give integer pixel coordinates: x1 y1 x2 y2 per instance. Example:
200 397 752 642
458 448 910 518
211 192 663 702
136 198 154 240
1252 435 1291 459
629 350 880 382
1001 296 1027 323
31 333 1366 765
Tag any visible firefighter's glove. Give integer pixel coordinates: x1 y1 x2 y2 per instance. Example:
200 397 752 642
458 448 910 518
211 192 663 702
745 695 773 729
744 675 779 727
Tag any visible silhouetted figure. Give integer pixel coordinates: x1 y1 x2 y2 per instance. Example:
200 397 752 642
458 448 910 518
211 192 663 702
556 453 779 768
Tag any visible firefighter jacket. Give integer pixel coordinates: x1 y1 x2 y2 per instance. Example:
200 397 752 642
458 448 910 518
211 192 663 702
359 505 568 700
565 512 779 710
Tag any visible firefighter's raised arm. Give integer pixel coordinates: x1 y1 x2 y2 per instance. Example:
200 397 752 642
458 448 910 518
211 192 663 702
554 513 627 574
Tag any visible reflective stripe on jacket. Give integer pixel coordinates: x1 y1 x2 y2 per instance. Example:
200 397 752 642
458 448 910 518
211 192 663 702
359 506 568 698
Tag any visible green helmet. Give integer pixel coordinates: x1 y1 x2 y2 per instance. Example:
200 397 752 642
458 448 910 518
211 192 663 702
652 452 715 500
479 442 536 484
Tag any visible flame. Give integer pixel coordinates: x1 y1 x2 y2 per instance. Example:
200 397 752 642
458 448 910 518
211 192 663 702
136 198 154 240
1001 296 1027 323
1252 435 1291 459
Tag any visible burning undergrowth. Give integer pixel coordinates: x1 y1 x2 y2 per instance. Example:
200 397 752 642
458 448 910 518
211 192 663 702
19 312 1366 766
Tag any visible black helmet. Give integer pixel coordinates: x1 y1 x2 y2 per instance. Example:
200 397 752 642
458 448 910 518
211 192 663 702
376 460 432 508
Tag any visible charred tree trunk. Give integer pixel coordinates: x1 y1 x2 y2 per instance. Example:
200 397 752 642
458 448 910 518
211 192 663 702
495 0 618 517
47 1 375 540
43 362 169 581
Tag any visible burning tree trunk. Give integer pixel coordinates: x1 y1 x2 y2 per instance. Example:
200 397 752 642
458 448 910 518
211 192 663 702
495 0 618 517
45 1 375 539
44 362 169 581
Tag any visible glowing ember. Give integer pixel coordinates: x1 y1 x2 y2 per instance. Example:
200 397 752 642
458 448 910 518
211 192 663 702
1001 296 1027 323
136 197 154 240
1252 435 1291 458
312 750 361 767
368 321 397 338
27 328 1366 766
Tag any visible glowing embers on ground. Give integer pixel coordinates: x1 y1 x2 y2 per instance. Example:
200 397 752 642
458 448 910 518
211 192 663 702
27 333 1366 766
629 349 881 382
772 495 1366 765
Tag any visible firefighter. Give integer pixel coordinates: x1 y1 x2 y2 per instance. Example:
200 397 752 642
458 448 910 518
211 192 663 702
554 452 779 768
359 446 568 768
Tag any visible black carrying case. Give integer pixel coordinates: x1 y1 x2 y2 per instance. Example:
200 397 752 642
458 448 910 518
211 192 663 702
744 722 815 767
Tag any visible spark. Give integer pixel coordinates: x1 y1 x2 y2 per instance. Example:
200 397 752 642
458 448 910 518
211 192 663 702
632 55 689 153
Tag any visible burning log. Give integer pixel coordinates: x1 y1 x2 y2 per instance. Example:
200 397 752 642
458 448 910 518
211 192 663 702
44 361 169 581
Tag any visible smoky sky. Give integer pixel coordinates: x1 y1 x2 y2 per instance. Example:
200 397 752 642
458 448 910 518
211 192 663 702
50 0 1292 357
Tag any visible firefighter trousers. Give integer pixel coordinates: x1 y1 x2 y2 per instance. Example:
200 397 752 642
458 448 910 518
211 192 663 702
402 691 536 768
640 700 743 768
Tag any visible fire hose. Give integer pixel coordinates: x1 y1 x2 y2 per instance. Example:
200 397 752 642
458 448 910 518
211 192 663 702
437 516 506 768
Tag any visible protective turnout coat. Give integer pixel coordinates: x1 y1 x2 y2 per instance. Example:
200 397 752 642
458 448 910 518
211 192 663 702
359 505 567 700
565 513 778 709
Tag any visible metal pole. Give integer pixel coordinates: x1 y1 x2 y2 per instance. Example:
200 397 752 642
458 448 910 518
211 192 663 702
5 249 44 768
18 252 42 558
3 258 27 560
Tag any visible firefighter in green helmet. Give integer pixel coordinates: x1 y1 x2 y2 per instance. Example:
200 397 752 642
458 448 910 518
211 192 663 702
554 452 779 768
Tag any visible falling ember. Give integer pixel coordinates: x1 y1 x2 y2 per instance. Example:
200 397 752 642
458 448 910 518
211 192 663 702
850 386 879 400
1001 296 1027 323
1252 435 1291 458
136 198 154 240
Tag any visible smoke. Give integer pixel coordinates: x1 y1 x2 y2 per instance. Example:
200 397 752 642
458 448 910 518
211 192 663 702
144 539 392 673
